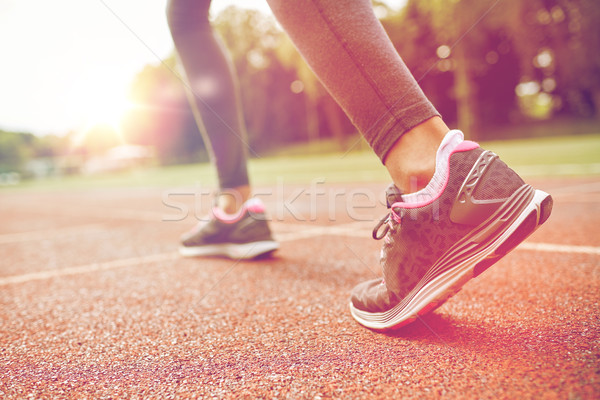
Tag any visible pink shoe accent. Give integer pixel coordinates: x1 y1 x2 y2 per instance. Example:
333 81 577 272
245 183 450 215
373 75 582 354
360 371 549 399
246 199 266 214
212 206 246 224
454 140 479 152
390 141 480 211
212 198 266 224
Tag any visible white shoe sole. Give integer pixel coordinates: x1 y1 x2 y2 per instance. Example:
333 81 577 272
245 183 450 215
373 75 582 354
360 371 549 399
179 240 279 260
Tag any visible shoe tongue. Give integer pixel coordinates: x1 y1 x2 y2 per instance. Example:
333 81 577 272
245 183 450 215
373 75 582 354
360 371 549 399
385 184 404 208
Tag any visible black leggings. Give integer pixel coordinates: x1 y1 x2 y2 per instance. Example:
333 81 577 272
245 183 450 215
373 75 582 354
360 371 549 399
167 0 249 189
167 0 439 190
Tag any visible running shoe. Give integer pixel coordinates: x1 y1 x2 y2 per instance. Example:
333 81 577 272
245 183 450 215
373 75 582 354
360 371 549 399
350 130 553 331
179 198 279 259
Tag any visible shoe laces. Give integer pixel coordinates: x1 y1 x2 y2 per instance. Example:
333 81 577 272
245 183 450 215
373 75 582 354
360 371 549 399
373 184 404 240
372 213 390 240
372 208 401 240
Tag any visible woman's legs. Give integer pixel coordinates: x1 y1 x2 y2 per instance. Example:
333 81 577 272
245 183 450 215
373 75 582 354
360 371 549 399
167 0 250 213
266 0 446 192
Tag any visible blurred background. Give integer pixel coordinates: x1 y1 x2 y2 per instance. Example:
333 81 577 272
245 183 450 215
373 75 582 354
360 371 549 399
0 0 599 184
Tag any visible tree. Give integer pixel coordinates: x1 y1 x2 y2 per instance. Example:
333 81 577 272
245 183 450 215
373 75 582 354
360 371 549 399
214 7 352 150
417 0 600 129
406 0 521 138
213 7 302 149
533 0 600 118
0 130 30 172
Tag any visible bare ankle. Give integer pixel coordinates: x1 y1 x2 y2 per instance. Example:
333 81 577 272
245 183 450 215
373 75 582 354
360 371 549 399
217 185 251 214
384 117 449 193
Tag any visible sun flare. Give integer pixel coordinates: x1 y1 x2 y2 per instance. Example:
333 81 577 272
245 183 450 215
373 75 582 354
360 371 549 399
79 79 132 133
68 67 134 148
82 93 131 132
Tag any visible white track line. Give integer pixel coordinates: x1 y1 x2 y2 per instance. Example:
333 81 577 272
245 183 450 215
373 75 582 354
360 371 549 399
0 252 179 286
1 223 598 286
515 163 600 177
0 223 107 245
518 242 600 255
547 180 600 194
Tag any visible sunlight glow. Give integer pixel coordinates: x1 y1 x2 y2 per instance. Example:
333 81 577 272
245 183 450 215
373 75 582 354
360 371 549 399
81 95 131 134
1 0 410 136
63 65 135 151
72 69 132 129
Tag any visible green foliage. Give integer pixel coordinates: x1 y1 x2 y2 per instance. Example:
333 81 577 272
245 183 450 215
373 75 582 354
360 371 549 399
382 0 600 137
0 130 71 174
0 130 29 172
212 7 349 149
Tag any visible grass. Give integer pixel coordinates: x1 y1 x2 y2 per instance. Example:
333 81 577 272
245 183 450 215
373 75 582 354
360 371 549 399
484 134 600 165
4 133 600 192
483 134 600 177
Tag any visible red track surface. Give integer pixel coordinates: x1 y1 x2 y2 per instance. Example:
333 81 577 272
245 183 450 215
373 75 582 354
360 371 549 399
1 177 599 399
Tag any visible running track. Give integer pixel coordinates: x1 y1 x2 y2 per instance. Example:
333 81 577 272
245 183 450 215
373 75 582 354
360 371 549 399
1 177 598 399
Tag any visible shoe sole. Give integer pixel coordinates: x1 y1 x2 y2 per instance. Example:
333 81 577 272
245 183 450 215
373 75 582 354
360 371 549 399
350 187 553 331
179 240 279 260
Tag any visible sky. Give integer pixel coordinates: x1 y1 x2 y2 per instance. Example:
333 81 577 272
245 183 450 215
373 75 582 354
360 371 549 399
0 0 405 137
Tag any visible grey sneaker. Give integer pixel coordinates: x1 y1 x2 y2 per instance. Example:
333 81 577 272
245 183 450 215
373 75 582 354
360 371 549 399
350 131 553 331
179 198 279 259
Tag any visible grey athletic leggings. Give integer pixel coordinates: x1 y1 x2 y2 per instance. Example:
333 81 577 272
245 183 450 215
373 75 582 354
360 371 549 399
167 0 439 190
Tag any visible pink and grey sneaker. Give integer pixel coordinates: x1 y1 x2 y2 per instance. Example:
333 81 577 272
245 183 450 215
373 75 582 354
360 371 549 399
350 130 553 331
179 198 279 259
